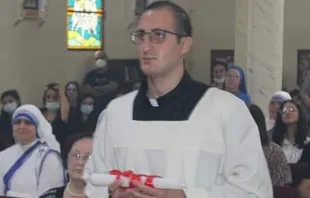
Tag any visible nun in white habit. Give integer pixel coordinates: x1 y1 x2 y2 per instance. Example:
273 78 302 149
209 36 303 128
0 104 67 198
266 91 291 132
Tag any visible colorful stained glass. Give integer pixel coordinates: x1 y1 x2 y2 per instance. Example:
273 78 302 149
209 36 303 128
67 0 103 50
67 0 102 12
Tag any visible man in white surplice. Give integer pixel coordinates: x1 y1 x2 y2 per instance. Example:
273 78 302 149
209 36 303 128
85 1 273 198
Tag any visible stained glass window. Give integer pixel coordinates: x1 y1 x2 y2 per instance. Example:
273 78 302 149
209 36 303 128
67 0 103 50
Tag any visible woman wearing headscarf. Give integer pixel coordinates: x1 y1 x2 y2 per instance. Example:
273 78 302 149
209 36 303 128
0 105 66 198
225 65 251 105
0 90 22 151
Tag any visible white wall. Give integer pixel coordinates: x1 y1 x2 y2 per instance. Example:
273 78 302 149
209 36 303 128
189 0 235 83
235 0 285 115
0 0 94 105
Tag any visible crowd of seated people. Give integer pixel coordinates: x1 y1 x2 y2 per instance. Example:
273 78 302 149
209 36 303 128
0 83 137 197
0 50 142 197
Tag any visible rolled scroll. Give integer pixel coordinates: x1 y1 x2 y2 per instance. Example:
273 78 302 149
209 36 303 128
87 170 186 190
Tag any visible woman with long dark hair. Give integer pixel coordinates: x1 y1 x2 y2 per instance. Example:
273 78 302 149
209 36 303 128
68 94 100 134
272 100 310 164
0 90 21 151
65 81 80 108
265 91 291 133
249 104 292 186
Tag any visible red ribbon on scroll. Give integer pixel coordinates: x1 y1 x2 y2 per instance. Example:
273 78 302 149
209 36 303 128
109 170 161 188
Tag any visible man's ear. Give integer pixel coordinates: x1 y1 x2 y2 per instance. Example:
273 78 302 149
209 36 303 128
180 37 192 55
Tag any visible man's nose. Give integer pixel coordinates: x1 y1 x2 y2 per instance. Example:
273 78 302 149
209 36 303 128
141 36 154 53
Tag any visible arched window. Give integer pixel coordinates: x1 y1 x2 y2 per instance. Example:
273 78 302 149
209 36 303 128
66 0 103 50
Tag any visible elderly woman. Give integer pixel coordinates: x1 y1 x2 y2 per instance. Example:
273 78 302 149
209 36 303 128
0 104 66 198
39 133 93 198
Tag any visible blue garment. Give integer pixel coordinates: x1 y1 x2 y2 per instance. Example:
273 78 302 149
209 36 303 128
3 141 41 194
228 66 251 105
236 91 251 105
12 111 39 128
2 141 67 195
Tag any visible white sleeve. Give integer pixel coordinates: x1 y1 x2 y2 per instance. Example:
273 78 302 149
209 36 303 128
84 110 117 198
214 101 272 198
37 152 65 196
184 100 273 198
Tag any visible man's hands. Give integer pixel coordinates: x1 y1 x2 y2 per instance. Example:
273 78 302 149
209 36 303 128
109 181 186 198
109 180 136 198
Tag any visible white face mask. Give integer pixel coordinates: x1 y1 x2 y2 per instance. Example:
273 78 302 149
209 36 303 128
3 102 18 114
45 102 60 112
95 59 107 68
80 104 94 115
213 76 225 83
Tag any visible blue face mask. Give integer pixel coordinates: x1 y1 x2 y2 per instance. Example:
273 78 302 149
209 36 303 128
80 105 94 115
3 102 18 114
45 102 60 112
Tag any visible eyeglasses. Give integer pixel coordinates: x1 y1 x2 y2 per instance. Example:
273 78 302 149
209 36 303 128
281 107 296 114
70 153 91 162
131 29 184 45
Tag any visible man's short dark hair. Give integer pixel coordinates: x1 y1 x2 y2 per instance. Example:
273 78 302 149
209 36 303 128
143 1 192 37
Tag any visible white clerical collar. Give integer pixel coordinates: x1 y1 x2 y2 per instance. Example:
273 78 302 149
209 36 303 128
149 98 159 107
